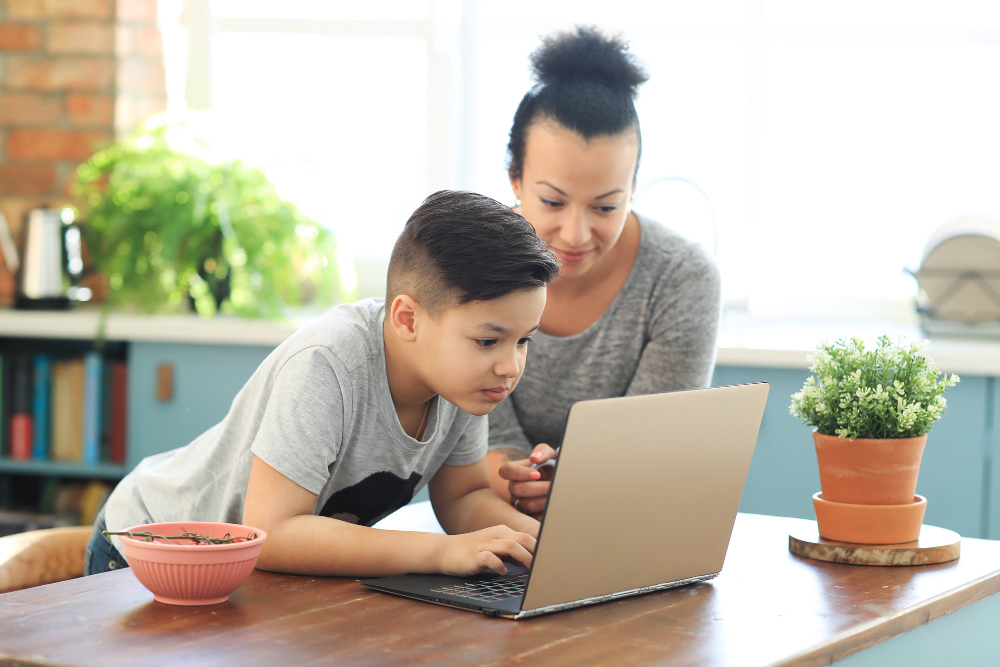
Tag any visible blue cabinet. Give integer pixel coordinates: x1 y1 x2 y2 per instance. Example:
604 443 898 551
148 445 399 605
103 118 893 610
991 379 1000 540
713 366 993 539
126 342 275 466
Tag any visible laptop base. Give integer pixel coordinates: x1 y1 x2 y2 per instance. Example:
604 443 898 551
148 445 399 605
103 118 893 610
362 571 719 620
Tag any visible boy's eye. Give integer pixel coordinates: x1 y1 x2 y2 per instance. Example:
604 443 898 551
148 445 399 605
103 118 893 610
475 339 497 349
540 197 563 208
517 337 533 347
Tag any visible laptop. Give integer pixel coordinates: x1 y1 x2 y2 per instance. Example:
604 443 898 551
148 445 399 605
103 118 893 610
362 382 769 619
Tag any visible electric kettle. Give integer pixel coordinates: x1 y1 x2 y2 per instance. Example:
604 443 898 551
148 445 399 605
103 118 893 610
14 206 84 310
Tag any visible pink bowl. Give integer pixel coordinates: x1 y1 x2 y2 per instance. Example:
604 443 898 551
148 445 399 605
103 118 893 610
117 521 267 606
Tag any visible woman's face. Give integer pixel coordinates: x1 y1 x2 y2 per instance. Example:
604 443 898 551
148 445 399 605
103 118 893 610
511 121 639 280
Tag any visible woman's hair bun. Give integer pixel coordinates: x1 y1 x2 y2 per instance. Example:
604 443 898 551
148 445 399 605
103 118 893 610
530 25 649 96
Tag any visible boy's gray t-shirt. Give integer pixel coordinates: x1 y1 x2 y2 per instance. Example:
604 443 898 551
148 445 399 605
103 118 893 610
105 299 486 554
488 214 722 453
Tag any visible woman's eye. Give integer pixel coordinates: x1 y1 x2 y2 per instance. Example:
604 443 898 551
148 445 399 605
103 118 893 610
517 337 533 347
594 205 618 213
540 197 563 208
475 339 497 349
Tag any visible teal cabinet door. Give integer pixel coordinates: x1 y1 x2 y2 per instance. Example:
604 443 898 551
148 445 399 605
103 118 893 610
712 366 820 521
127 342 275 467
713 366 989 538
991 377 999 540
915 375 989 539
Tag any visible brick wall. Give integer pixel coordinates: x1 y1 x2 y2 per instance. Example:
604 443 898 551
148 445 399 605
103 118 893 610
0 0 167 303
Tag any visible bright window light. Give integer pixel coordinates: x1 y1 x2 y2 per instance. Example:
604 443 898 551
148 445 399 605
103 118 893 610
175 0 1000 316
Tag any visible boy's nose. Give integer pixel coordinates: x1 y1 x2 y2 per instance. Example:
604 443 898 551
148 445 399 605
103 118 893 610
494 348 521 379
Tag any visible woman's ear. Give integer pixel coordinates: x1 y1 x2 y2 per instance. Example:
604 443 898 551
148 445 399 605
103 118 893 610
388 294 421 343
509 172 523 202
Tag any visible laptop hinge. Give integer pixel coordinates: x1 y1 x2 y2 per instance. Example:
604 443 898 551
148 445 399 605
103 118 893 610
513 572 719 619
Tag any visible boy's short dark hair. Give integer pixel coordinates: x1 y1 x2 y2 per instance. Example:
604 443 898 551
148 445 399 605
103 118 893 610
386 190 560 314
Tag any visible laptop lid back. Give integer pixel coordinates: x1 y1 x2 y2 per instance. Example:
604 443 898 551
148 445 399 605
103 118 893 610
521 383 769 613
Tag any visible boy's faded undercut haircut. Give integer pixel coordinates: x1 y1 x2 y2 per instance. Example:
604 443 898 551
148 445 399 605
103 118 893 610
386 190 560 314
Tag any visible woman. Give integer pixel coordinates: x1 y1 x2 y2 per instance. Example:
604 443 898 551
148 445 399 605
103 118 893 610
486 26 722 517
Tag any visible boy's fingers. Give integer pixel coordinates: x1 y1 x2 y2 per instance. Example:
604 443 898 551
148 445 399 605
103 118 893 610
499 540 533 568
512 531 537 553
480 551 507 575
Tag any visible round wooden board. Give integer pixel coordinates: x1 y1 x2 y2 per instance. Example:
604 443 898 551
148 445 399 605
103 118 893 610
789 523 961 566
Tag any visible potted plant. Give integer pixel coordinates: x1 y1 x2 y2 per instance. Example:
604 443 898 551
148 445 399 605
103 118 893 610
73 122 347 320
790 335 960 543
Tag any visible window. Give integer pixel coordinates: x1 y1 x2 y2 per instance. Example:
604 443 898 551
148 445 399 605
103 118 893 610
178 0 1000 315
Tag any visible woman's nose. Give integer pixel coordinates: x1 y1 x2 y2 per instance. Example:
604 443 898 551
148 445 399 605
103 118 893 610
559 207 590 248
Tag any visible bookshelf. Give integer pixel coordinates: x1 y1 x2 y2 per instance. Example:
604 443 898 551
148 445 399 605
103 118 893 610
0 308 291 534
0 460 127 479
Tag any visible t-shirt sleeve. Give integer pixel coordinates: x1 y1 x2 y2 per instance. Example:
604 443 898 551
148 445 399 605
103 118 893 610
251 346 352 495
445 414 490 466
627 242 722 396
486 398 533 455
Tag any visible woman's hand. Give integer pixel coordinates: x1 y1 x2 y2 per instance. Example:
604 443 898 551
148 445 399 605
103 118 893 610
439 525 535 576
498 443 558 519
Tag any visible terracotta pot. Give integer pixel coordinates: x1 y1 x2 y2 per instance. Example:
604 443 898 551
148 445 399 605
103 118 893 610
813 431 927 505
812 493 926 544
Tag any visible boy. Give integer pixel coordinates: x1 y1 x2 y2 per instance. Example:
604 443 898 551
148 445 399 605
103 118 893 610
85 190 560 578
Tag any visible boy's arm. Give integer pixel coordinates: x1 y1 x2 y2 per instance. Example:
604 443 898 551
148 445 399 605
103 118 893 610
429 458 541 538
243 455 535 577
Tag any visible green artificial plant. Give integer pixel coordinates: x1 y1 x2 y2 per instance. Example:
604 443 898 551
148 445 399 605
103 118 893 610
790 335 960 440
74 123 346 319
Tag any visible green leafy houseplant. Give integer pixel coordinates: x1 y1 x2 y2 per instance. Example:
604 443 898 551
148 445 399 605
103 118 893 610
790 335 960 440
74 124 345 319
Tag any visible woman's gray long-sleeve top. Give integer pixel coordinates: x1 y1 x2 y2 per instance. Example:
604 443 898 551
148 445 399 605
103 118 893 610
487 213 722 453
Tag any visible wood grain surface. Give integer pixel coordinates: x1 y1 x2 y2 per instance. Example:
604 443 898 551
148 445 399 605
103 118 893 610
0 513 998 667
789 524 962 566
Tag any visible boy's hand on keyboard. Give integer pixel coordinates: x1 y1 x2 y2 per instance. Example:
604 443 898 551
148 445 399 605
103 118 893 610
440 525 535 576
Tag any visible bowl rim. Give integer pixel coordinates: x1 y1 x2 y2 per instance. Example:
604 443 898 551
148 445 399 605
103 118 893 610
119 521 267 551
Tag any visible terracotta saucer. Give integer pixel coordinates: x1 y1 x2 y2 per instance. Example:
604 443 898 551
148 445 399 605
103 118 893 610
812 492 927 544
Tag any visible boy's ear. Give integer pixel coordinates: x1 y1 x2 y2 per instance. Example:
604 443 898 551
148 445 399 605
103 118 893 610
388 294 421 343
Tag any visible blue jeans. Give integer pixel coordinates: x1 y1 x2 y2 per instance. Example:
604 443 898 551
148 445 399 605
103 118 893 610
84 507 130 575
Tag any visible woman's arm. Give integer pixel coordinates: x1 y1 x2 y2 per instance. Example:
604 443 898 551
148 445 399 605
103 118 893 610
627 242 722 395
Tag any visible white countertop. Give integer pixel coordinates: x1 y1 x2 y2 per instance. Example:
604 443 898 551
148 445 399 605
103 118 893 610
716 310 1000 375
2 307 998 375
0 307 302 347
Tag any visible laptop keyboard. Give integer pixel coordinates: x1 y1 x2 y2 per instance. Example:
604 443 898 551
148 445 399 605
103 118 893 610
432 573 528 601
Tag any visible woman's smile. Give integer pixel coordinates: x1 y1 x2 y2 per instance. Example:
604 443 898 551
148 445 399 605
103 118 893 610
551 247 594 265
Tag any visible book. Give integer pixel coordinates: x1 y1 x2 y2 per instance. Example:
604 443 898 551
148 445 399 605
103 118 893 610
108 360 127 465
79 479 112 526
50 358 85 462
32 354 51 461
0 352 9 457
82 351 103 465
9 354 33 460
100 360 113 462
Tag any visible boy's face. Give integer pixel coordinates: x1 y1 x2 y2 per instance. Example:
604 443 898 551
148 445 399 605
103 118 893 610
416 287 546 416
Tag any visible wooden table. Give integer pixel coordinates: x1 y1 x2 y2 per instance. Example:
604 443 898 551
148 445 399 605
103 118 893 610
1 511 998 666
